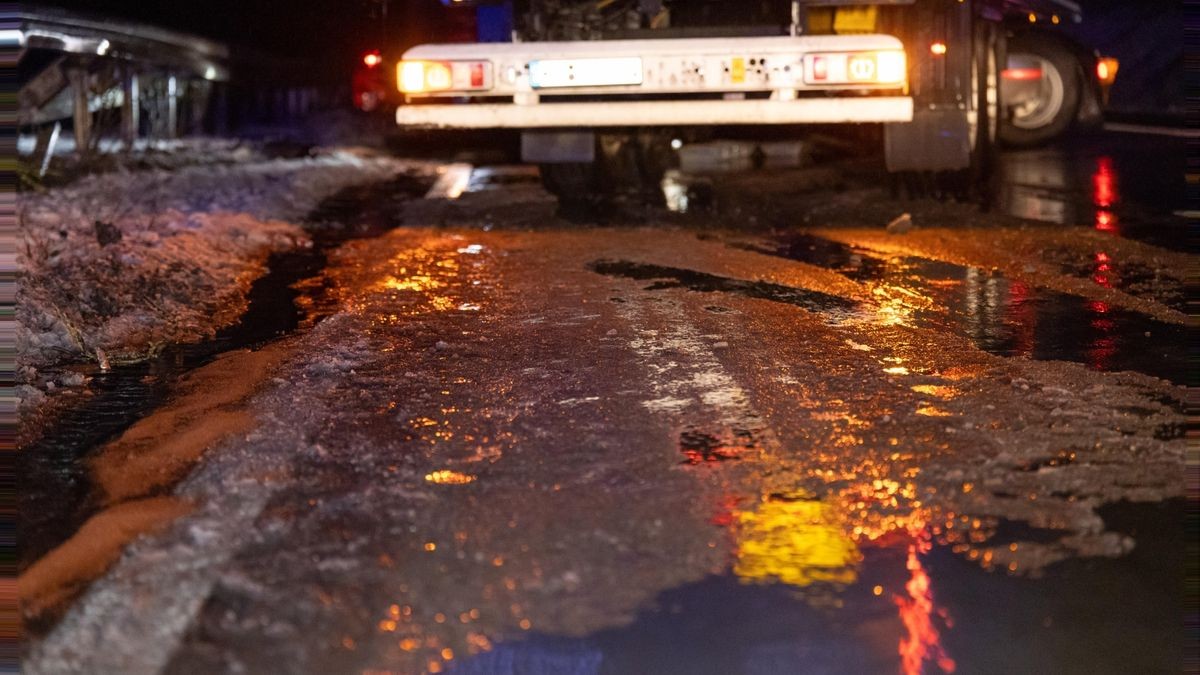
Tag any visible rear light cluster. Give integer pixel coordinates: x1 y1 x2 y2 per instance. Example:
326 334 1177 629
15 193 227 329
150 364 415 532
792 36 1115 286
803 50 906 86
399 60 492 93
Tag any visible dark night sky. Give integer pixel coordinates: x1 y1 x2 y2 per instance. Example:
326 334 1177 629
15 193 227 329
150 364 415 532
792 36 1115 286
44 0 1180 110
51 0 1174 58
47 0 463 74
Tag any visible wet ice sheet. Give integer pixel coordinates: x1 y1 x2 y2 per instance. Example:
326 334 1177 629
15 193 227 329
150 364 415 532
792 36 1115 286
25 227 1187 675
735 233 1187 383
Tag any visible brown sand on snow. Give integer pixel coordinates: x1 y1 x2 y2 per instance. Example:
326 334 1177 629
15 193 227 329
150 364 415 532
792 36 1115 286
90 341 293 504
18 341 296 625
18 496 195 620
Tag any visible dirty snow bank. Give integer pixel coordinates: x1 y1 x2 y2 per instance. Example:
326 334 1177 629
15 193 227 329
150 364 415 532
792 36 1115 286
18 148 424 407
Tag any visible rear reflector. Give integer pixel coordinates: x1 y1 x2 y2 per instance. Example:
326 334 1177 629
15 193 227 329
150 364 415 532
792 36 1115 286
1096 57 1118 85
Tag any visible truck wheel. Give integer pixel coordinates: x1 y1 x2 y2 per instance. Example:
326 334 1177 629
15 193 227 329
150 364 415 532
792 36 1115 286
541 134 675 203
538 162 600 199
999 35 1081 148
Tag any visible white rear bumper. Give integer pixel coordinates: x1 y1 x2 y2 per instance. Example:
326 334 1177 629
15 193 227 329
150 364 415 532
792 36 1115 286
396 97 913 129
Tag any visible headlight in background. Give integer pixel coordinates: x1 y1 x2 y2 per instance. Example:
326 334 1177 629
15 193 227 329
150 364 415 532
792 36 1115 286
398 60 493 93
804 50 906 86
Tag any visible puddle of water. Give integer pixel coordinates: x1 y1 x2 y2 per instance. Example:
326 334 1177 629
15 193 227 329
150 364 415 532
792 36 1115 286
995 134 1188 249
18 174 431 572
589 259 858 317
750 234 1186 384
450 499 1183 675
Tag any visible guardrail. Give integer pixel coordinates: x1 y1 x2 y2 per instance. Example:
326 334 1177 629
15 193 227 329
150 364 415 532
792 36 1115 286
14 7 231 162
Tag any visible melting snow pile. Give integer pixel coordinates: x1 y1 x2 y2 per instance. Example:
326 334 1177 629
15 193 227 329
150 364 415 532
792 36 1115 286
18 147 411 408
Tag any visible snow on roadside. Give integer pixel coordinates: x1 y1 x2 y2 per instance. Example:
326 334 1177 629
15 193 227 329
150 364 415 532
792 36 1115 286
18 146 429 409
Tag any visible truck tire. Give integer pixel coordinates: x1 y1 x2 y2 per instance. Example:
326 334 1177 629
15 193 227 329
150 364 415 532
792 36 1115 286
538 162 600 200
539 133 674 204
999 35 1081 148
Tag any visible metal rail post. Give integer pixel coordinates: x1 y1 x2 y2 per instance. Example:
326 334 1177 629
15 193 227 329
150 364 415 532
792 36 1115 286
166 73 178 138
67 65 91 155
121 65 139 149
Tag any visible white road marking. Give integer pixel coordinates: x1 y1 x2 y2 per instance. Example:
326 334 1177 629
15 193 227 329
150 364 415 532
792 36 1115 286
616 296 765 438
1103 122 1198 139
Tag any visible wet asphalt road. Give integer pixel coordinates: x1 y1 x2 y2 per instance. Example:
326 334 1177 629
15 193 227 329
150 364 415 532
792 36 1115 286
22 133 1189 674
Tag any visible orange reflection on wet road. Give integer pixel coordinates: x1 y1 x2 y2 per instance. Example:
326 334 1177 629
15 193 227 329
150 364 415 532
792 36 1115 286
424 470 476 485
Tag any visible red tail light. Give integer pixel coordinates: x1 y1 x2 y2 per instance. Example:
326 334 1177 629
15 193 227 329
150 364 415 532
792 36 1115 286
363 51 383 68
811 56 828 81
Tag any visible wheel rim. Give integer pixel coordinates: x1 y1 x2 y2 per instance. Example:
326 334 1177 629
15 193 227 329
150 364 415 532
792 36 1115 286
1008 54 1066 130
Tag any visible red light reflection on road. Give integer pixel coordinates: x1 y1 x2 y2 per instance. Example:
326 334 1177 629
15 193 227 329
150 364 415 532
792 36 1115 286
1092 252 1113 288
1087 300 1116 372
896 530 957 675
1092 157 1118 233
1092 157 1115 207
1005 281 1036 357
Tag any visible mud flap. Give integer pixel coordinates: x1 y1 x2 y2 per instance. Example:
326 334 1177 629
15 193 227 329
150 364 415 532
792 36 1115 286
521 131 596 163
884 108 971 172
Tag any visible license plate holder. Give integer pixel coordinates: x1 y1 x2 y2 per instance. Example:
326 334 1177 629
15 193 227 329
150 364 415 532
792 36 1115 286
528 57 644 89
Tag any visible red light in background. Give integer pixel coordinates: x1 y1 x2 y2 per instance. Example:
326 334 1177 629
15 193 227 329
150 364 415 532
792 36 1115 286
363 51 383 68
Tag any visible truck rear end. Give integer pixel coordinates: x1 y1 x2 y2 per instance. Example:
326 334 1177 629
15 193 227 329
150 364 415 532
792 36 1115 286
392 0 1086 199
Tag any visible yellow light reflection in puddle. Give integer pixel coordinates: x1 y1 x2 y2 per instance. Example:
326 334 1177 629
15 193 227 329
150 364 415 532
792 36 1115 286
910 385 958 398
870 285 931 327
430 296 457 312
424 470 476 485
734 496 859 588
915 406 952 417
875 300 913 327
381 275 442 292
883 366 911 376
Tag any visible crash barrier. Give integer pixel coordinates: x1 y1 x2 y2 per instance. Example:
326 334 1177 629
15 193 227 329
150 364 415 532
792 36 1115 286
15 6 233 163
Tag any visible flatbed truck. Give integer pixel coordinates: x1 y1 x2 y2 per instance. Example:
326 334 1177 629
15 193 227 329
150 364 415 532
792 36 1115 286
391 0 1110 200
